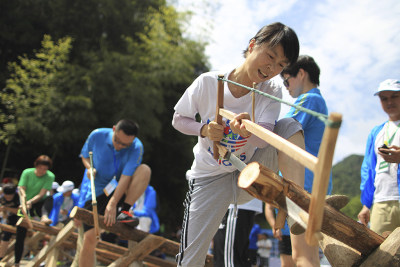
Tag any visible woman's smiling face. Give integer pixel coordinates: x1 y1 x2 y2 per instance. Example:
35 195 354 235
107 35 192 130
245 41 289 83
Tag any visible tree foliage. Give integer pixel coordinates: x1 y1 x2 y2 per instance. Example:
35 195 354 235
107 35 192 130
0 35 73 145
332 154 364 220
0 0 209 233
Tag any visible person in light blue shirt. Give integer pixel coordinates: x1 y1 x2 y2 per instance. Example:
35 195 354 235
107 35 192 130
78 119 151 267
131 185 160 234
281 55 332 195
271 55 331 266
49 180 79 226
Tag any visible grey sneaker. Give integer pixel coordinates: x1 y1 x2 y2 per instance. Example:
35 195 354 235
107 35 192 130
116 211 139 228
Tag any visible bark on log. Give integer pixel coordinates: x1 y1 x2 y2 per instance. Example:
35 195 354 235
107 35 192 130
16 218 61 235
0 223 33 236
360 227 400 267
239 162 384 258
319 233 363 267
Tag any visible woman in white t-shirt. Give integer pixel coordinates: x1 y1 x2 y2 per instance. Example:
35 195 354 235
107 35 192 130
173 22 319 267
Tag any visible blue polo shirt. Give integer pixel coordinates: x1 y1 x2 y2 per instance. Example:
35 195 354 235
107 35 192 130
285 88 332 194
80 128 143 203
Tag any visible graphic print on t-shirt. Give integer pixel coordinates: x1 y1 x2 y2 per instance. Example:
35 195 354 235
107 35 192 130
206 119 248 166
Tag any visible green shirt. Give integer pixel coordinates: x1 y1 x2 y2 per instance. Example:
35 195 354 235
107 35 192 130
18 168 55 200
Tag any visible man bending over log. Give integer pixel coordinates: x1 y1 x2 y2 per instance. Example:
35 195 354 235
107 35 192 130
77 119 151 267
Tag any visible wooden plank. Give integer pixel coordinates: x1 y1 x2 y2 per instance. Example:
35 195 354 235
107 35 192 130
0 223 33 237
306 112 342 246
213 74 225 160
17 218 61 236
45 247 60 267
25 220 75 267
108 235 166 267
219 108 318 171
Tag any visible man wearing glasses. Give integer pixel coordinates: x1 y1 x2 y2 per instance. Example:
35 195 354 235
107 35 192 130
265 55 330 267
77 119 151 267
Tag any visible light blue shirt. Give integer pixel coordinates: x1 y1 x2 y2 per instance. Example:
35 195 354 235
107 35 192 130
80 128 143 203
285 88 332 194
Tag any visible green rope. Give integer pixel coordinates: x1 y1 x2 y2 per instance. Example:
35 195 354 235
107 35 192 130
218 77 340 128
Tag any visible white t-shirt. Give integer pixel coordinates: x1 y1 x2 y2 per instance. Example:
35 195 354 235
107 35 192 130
174 70 282 180
257 239 272 258
373 120 400 203
229 198 263 213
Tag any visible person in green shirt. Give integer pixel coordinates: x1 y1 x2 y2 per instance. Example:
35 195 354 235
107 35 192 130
15 155 55 266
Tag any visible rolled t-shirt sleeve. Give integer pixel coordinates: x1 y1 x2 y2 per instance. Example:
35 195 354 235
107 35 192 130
80 130 98 158
174 76 202 118
18 169 29 187
172 112 205 136
121 140 144 177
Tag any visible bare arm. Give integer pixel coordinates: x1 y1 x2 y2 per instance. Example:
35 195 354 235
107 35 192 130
264 203 282 241
19 186 48 209
81 157 96 179
103 174 131 227
357 205 370 226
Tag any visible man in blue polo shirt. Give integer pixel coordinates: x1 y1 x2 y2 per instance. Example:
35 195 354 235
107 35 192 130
78 119 151 267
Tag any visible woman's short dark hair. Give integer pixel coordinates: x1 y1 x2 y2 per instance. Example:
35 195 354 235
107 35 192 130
115 119 139 136
34 155 52 169
281 55 320 86
243 22 299 65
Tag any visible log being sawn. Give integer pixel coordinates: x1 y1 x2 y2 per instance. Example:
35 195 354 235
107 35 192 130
238 161 384 259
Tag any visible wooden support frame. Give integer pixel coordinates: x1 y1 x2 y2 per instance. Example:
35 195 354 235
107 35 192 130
70 207 214 266
218 106 342 245
17 215 180 266
25 220 75 267
108 235 165 267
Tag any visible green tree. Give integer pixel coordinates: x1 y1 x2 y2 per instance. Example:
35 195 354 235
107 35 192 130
0 35 73 146
341 194 363 220
0 0 210 233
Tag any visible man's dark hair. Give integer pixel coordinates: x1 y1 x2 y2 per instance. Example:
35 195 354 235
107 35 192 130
243 22 299 65
115 119 139 136
3 183 16 195
281 55 320 86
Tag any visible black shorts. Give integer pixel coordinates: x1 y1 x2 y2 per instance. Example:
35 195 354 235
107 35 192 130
83 192 126 232
1 214 19 241
278 235 292 255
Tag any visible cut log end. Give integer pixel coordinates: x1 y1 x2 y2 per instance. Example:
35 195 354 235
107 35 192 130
69 206 79 219
238 162 261 188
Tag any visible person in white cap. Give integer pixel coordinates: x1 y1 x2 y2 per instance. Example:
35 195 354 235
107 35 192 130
49 180 79 227
358 79 400 235
50 181 60 196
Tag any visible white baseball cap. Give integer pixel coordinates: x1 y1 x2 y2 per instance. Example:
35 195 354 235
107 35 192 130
57 180 75 193
374 79 400 96
52 182 60 190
